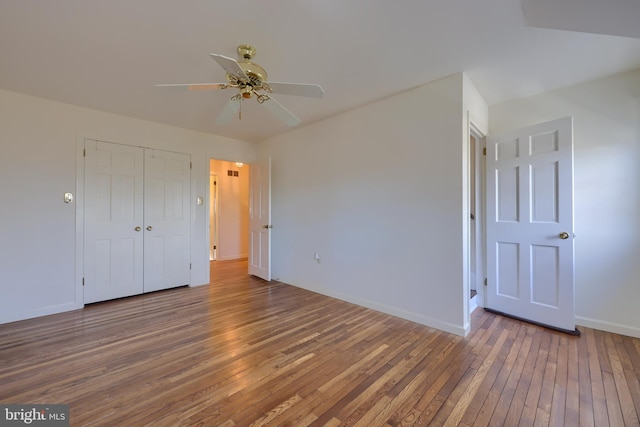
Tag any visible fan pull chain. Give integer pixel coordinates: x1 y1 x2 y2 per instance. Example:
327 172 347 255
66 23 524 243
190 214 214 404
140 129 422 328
239 97 242 120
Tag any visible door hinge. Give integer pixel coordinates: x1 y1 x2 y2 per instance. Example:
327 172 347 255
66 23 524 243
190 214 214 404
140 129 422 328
190 162 192 169
189 263 192 270
82 277 85 286
484 278 487 286
482 147 486 156
83 148 86 157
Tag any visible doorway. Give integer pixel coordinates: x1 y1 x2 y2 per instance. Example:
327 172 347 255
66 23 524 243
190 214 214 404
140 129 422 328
208 159 250 263
468 127 486 313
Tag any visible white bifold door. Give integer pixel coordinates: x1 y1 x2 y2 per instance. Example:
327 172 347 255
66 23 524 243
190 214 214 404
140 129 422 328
486 117 575 332
84 140 191 304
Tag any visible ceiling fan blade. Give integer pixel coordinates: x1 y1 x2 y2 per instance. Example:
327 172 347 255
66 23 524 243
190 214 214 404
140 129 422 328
267 82 324 98
210 54 249 81
216 98 241 124
260 96 300 126
156 83 227 91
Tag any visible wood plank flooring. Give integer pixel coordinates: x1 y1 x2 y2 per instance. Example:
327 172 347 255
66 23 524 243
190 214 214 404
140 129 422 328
1 258 639 426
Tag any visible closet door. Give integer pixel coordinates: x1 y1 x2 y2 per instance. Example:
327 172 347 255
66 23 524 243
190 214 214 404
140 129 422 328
84 140 144 303
143 149 191 292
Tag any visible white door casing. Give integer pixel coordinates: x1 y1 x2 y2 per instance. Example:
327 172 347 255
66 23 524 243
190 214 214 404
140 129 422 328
84 140 144 303
486 117 575 332
249 159 271 281
143 149 191 293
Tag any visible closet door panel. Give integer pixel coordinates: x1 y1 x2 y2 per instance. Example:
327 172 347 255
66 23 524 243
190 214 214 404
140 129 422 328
143 149 191 292
84 140 144 303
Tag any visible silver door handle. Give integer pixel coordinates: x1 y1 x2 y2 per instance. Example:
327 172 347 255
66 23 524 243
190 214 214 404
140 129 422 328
134 226 141 232
559 231 569 239
146 226 153 231
263 225 273 229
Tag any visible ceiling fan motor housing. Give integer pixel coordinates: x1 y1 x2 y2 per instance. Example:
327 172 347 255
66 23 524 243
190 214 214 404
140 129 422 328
238 61 267 85
225 45 268 91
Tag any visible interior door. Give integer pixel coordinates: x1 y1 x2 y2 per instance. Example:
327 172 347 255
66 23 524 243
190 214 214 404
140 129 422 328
486 117 575 332
249 158 271 280
143 149 191 292
209 174 218 261
84 140 144 303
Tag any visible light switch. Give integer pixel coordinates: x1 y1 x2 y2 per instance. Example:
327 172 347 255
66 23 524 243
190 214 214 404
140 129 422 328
64 192 74 204
196 196 204 206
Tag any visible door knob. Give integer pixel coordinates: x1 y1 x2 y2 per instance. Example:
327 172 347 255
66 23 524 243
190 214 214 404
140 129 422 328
134 226 141 232
146 226 153 231
559 231 570 239
263 225 273 229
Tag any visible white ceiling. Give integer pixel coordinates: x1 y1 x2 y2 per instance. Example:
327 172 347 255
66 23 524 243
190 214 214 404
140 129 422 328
1 0 639 142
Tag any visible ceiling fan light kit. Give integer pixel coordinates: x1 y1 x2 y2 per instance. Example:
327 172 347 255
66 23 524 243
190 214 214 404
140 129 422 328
157 44 324 126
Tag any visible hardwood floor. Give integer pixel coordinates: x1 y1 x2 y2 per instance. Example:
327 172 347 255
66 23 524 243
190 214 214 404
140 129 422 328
210 257 250 283
1 259 639 426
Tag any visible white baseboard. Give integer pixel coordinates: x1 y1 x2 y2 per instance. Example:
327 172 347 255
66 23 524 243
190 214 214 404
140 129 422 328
576 316 640 339
215 254 248 261
0 301 82 325
285 282 467 337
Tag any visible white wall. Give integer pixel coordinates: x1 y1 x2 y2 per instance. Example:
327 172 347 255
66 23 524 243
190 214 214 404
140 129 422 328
259 73 485 335
0 89 256 324
489 69 640 337
209 159 249 260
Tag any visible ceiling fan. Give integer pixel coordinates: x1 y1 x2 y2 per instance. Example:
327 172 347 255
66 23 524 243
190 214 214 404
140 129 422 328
157 44 324 126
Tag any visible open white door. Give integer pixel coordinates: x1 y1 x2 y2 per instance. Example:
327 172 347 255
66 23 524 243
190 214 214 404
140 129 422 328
486 117 576 333
249 158 271 280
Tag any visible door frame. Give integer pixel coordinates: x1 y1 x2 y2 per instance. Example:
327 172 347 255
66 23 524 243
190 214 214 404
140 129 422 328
464 118 487 332
76 136 195 306
74 137 87 309
469 124 486 307
206 158 252 268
